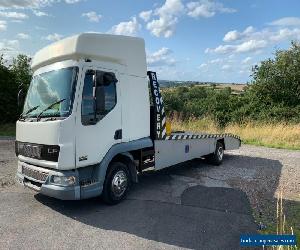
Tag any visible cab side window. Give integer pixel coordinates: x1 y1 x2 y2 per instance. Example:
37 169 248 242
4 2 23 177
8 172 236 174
81 70 117 125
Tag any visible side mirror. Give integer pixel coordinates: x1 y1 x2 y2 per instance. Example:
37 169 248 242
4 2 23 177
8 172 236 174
96 72 118 86
17 84 25 107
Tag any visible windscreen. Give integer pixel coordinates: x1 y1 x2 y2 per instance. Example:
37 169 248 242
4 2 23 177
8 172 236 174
22 67 78 119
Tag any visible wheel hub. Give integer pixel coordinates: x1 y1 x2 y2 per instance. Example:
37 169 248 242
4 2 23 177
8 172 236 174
217 146 224 160
111 170 128 197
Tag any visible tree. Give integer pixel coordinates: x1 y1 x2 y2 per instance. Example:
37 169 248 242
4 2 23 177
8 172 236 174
250 41 300 108
0 54 32 123
10 54 32 89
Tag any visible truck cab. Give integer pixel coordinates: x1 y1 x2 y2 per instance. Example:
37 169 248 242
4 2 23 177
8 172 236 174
16 33 241 204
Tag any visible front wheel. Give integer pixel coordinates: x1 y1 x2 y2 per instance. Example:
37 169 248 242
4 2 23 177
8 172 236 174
206 141 224 166
102 162 130 205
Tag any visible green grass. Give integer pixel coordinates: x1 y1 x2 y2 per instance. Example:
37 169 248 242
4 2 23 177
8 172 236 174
0 123 16 136
259 201 300 249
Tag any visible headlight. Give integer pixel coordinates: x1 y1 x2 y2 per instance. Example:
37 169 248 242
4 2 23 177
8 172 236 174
50 175 76 186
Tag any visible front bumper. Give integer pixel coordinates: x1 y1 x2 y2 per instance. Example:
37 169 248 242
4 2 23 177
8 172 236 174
16 161 102 200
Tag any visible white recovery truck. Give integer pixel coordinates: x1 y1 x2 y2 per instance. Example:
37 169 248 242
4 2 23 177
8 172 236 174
16 33 241 204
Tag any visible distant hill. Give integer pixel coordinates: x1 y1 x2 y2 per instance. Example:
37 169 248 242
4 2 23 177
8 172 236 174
159 80 248 93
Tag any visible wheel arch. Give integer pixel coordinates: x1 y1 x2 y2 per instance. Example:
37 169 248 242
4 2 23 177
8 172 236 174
217 138 225 150
111 152 138 183
96 138 153 187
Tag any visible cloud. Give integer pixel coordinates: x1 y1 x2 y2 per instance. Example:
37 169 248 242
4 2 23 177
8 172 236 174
64 0 81 3
221 64 231 70
0 11 28 19
206 39 267 54
198 63 207 69
242 57 251 64
143 0 235 38
186 0 236 18
0 0 49 9
109 17 140 36
223 26 255 42
269 17 300 27
32 10 49 17
207 21 300 55
0 20 7 31
146 0 184 38
236 39 267 53
269 28 300 42
45 33 63 41
147 47 176 67
0 0 82 9
209 58 222 64
82 11 102 22
17 33 30 39
0 39 21 62
139 10 152 22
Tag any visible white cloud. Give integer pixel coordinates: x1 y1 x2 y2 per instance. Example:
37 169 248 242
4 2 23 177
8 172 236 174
0 39 21 62
0 0 82 9
45 33 63 41
146 0 184 38
236 39 267 53
206 39 267 54
109 17 140 36
208 23 300 56
32 10 49 16
198 63 207 69
147 47 176 67
0 20 7 31
223 30 239 42
269 28 300 42
139 10 152 22
242 57 251 64
65 0 81 3
221 64 231 70
0 0 49 9
0 11 28 19
187 0 236 18
17 33 30 39
269 17 300 27
209 58 222 63
143 0 235 38
82 11 102 22
223 26 255 42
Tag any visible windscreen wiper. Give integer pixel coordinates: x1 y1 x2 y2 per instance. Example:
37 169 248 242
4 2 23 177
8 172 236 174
19 105 40 120
36 98 66 121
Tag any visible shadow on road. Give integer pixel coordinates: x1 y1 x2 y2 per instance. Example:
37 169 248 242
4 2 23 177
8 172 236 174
35 154 287 249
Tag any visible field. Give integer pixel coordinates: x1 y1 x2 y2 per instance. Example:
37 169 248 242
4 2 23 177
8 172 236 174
170 118 300 150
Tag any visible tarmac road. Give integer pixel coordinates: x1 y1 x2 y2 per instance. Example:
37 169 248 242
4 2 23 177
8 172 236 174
1 139 299 250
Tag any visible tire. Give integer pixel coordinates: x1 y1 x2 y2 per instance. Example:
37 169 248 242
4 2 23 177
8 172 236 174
102 162 131 205
206 141 224 166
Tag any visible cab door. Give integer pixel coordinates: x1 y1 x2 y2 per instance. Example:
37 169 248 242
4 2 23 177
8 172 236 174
75 66 122 168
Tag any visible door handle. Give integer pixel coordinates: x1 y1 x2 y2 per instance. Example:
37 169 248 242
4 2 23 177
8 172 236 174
114 129 122 140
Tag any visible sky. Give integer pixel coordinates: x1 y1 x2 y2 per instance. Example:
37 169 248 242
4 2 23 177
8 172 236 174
1 0 300 83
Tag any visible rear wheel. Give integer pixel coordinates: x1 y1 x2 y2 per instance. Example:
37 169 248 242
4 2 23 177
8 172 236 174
206 141 224 165
102 162 130 205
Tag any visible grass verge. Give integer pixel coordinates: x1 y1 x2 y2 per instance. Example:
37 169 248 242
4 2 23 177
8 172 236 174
0 123 16 136
170 118 300 150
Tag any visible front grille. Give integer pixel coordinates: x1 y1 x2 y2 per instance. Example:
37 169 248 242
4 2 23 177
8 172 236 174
16 141 60 162
23 144 41 159
22 165 48 182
